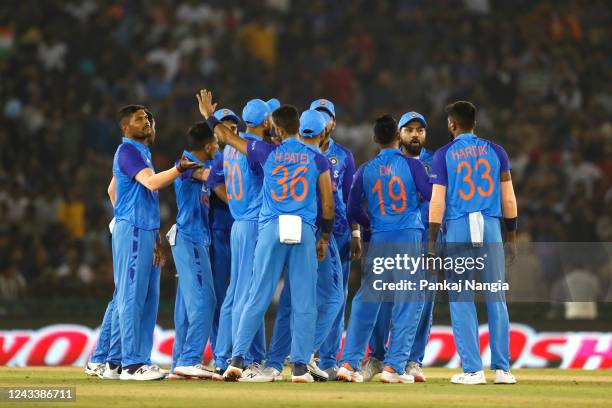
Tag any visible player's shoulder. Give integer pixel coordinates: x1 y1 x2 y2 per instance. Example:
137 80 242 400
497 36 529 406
331 140 353 158
477 136 508 158
433 140 456 159
116 141 141 157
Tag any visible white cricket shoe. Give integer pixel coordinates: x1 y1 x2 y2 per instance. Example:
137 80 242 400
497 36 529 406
168 373 191 380
380 367 415 384
336 363 364 383
149 364 169 377
102 363 121 380
174 364 214 379
223 365 242 382
406 361 426 382
450 370 487 385
212 367 224 381
120 365 166 381
494 370 517 384
239 366 282 382
291 372 314 383
307 357 329 382
84 361 105 378
361 357 384 382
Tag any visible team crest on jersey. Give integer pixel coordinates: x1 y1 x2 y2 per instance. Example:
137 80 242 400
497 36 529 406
330 157 338 166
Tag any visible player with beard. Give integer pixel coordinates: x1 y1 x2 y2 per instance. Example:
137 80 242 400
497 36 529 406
86 110 167 379
101 105 201 381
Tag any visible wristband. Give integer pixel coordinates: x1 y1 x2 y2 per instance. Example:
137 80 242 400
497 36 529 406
504 217 517 232
206 116 220 131
352 230 361 238
321 218 334 234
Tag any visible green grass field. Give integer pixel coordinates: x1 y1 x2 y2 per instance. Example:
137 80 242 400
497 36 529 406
1 367 611 407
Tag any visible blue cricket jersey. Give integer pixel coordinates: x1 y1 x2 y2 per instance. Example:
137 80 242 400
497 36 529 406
221 132 264 221
246 137 330 228
207 151 234 231
112 137 160 230
418 148 434 227
429 133 510 220
305 144 344 227
322 139 355 235
348 148 431 233
174 151 211 246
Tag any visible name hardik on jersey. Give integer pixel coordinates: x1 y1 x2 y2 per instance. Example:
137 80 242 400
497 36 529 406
429 132 510 220
348 148 431 233
245 137 330 228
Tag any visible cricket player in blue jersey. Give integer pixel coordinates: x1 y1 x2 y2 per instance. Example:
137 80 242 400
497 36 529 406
168 122 219 379
310 99 361 378
207 109 237 360
210 100 273 380
363 111 434 382
248 110 343 382
197 89 335 383
103 105 201 381
337 114 431 384
87 110 166 380
428 101 517 385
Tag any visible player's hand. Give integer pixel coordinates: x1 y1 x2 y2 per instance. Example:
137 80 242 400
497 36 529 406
153 241 166 268
316 236 330 261
196 89 217 119
504 232 517 267
350 236 362 261
425 251 440 274
176 155 204 173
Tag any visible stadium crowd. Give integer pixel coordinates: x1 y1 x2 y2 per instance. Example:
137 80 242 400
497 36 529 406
0 0 611 305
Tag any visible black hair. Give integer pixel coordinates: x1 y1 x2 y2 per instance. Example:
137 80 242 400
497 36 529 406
187 122 215 151
445 101 476 130
272 105 300 134
373 114 398 145
117 104 146 127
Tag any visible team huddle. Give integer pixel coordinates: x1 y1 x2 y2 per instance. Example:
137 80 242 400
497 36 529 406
83 88 518 385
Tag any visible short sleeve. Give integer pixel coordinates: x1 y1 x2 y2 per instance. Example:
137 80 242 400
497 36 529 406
118 144 148 179
429 147 448 186
246 139 275 166
315 153 331 173
491 143 511 172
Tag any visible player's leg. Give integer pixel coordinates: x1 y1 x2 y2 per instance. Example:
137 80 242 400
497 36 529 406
361 301 390 381
171 282 187 374
227 219 288 380
105 233 122 373
482 216 513 383
319 228 351 371
231 220 266 365
286 223 318 382
173 233 216 377
90 296 115 364
140 264 160 366
264 282 292 373
445 218 485 383
210 228 231 352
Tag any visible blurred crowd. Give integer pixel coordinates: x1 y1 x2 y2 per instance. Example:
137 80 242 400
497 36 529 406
0 0 611 307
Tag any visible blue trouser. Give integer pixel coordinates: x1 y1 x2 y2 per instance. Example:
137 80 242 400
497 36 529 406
210 228 231 353
319 228 351 370
232 218 318 366
90 293 116 364
368 229 437 365
107 220 160 367
445 215 509 373
266 233 343 371
214 220 266 369
340 229 425 374
170 231 216 370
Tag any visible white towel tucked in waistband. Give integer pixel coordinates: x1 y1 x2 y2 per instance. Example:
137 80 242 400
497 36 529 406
468 211 484 247
278 215 302 244
166 223 177 246
108 217 116 234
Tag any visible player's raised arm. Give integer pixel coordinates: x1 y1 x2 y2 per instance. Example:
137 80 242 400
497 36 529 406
197 89 248 154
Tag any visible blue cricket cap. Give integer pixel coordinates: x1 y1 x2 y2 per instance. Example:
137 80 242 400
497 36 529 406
214 108 240 124
310 99 336 118
398 111 427 129
242 99 270 127
267 98 280 113
299 110 326 138
319 110 332 125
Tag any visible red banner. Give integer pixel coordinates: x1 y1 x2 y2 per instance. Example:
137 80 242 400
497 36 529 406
1 323 611 369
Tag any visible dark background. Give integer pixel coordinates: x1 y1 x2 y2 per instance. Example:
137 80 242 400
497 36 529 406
0 0 611 329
